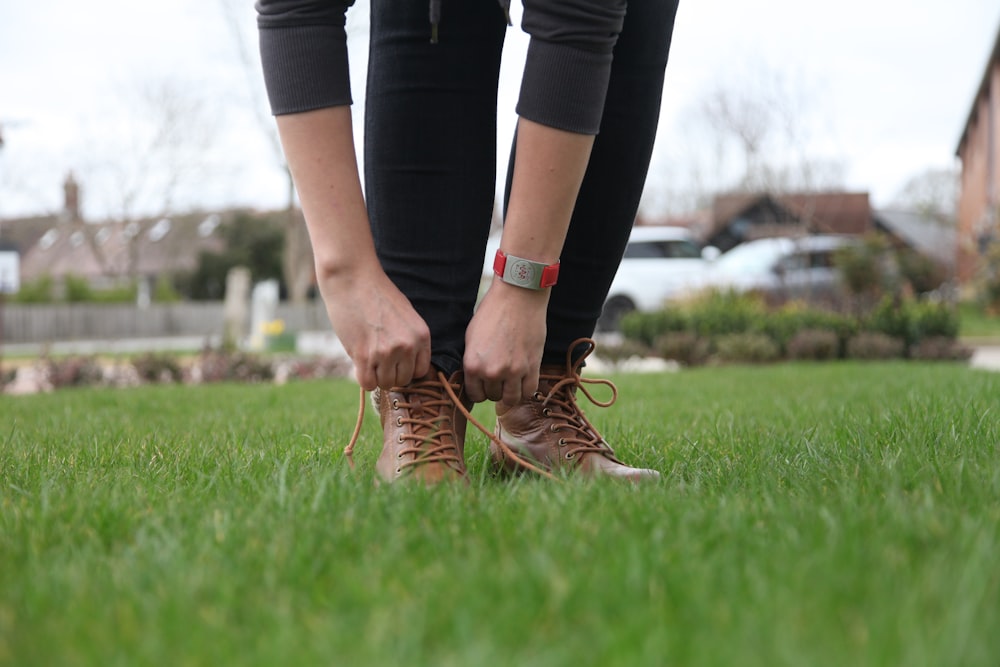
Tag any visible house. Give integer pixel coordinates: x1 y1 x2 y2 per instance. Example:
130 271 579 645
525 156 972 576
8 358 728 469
873 209 957 276
703 191 872 252
955 22 1000 283
2 173 230 292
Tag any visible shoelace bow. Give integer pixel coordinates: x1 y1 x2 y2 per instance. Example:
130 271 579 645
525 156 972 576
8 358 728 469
345 373 557 481
536 338 626 464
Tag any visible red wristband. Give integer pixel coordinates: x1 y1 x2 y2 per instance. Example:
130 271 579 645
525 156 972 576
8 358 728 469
493 250 560 290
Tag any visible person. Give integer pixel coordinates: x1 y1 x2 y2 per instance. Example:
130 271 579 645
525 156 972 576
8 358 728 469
256 0 680 483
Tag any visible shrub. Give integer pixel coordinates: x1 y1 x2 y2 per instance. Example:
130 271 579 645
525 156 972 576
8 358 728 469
846 333 905 360
14 275 54 303
909 300 960 341
714 333 781 364
898 249 946 294
909 337 974 361
866 296 914 347
132 352 184 383
755 305 856 353
653 332 710 366
835 234 894 297
786 329 840 361
191 350 274 384
620 308 689 347
45 356 105 388
687 289 766 338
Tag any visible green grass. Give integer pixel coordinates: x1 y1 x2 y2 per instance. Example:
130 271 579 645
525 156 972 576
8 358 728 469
2 363 999 666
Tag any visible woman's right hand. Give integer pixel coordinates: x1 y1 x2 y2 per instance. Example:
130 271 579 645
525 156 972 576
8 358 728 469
319 263 431 391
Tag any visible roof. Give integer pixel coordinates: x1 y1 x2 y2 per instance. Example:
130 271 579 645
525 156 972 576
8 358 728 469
0 214 59 255
709 191 871 239
19 212 228 282
873 208 957 268
956 21 1000 156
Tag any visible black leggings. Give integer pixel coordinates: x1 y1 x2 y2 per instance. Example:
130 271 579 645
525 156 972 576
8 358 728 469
365 0 680 375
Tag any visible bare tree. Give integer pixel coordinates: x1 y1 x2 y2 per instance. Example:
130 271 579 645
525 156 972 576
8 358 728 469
218 0 314 304
697 64 844 194
891 168 959 222
78 79 220 281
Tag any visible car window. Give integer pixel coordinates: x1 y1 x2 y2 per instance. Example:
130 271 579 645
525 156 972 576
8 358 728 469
666 240 702 259
623 240 702 259
623 241 664 258
776 253 809 272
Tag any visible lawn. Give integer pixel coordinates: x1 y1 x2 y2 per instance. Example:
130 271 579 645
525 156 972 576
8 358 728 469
2 362 999 666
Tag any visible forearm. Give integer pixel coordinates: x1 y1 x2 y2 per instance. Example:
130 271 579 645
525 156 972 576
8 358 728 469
500 118 594 269
274 106 379 276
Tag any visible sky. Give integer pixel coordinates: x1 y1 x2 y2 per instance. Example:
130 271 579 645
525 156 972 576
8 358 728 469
0 0 998 222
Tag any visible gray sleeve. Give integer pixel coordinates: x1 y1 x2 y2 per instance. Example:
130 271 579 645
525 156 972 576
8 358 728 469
256 0 357 115
516 0 627 134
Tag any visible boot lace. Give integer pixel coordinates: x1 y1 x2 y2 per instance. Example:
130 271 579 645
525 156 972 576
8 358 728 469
345 371 556 480
537 338 626 464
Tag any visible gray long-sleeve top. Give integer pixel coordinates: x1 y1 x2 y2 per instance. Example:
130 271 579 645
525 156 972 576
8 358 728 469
256 0 626 134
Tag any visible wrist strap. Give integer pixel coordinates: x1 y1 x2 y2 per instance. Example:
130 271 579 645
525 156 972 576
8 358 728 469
493 250 560 290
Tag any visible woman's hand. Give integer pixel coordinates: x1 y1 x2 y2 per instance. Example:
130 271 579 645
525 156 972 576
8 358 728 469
463 279 549 408
319 263 431 391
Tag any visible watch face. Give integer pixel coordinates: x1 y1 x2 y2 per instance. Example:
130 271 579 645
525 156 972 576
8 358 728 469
509 259 536 287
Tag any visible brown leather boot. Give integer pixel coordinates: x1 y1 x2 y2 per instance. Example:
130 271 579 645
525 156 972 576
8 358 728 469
371 370 471 485
491 338 660 482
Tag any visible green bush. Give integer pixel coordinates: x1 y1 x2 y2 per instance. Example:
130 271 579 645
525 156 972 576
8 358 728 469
63 274 93 302
653 332 710 366
909 300 960 341
909 337 973 362
132 353 184 383
714 333 781 364
866 296 913 347
754 306 856 353
846 333 905 360
45 356 105 388
620 308 689 347
14 275 54 303
786 329 840 361
687 289 766 338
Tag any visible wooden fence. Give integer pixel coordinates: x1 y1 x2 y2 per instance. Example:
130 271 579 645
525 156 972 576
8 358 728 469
1 301 329 344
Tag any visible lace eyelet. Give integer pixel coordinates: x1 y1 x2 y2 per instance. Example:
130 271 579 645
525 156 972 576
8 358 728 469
395 467 402 474
397 434 404 443
533 391 544 401
558 438 566 447
549 424 560 432
391 399 399 409
564 451 575 460
542 408 551 417
395 416 403 427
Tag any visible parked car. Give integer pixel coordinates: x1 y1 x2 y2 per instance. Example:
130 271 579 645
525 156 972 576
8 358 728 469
598 226 718 331
695 235 856 303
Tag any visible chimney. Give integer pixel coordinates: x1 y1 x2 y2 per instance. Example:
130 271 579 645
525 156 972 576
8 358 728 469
62 172 81 223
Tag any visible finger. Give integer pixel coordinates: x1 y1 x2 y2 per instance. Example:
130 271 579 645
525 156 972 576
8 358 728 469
501 378 522 409
394 356 415 387
413 344 431 380
374 363 397 390
484 380 506 403
355 364 377 392
465 378 486 404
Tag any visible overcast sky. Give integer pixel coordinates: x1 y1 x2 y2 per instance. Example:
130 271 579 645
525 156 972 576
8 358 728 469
1 0 998 221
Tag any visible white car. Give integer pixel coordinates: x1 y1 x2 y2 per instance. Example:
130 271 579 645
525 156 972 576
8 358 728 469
696 235 855 301
482 226 716 331
598 226 717 331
